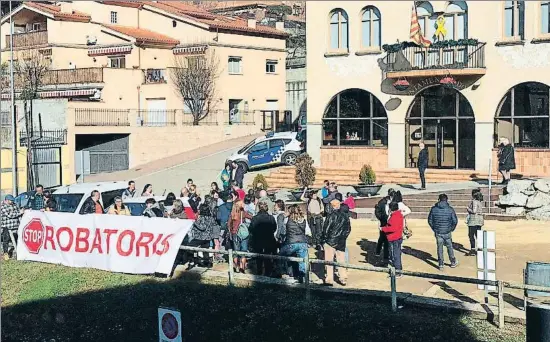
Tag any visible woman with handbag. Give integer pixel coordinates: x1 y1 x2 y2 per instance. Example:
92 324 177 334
466 189 484 256
387 191 412 240
228 200 252 273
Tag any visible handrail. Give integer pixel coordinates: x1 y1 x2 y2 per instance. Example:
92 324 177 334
179 244 550 328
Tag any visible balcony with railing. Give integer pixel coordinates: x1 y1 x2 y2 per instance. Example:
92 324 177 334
5 30 48 49
2 68 105 89
75 109 130 127
384 40 486 78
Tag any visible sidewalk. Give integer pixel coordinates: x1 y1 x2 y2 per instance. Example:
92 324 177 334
84 133 263 183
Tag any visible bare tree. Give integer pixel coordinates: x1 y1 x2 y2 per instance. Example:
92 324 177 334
171 50 220 126
13 50 50 190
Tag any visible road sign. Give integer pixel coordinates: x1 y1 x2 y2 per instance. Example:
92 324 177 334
158 307 182 342
477 230 497 294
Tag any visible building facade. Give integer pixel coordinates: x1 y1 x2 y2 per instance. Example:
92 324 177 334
0 1 287 192
307 0 550 177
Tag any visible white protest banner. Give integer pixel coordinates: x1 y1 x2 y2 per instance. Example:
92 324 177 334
17 211 192 275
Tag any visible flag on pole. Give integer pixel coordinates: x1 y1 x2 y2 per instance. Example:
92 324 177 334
410 4 431 47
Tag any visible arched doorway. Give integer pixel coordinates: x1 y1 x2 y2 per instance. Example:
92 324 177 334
322 89 388 146
406 86 475 169
495 82 550 148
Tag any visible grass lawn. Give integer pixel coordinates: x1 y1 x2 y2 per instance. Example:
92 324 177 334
2 260 526 342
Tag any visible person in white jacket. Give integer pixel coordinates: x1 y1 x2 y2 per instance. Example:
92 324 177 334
386 190 411 228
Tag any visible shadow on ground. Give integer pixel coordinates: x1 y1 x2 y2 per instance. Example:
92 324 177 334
2 272 519 342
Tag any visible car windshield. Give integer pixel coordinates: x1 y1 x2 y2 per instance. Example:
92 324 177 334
52 194 84 213
237 139 258 154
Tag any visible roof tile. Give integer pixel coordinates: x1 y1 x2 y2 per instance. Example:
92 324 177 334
142 1 287 38
26 2 91 22
103 24 180 46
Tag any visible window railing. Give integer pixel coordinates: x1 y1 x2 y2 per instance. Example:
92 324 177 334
223 110 255 125
5 30 48 48
75 109 130 127
385 41 486 72
19 129 67 147
143 69 167 84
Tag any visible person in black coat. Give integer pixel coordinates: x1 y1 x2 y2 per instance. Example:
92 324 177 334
79 190 103 215
320 199 351 286
417 142 428 190
428 194 459 270
497 137 515 185
230 160 246 189
249 201 277 276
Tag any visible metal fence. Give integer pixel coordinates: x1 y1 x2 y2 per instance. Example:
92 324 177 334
178 245 550 329
182 111 218 126
138 110 177 127
75 109 130 127
223 110 255 125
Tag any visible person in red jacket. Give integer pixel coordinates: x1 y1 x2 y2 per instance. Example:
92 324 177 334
382 202 404 276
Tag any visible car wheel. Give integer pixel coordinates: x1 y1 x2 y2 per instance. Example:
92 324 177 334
238 161 248 172
283 153 298 166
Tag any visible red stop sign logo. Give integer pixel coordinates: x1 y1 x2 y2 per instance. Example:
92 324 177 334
23 218 45 254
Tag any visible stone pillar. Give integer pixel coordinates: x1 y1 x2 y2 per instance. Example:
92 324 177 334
388 122 406 169
307 123 322 166
475 121 494 172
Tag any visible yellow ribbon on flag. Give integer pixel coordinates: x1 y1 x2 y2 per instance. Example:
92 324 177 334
434 15 447 41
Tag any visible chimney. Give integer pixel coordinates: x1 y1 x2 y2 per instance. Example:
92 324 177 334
275 21 284 31
247 19 256 29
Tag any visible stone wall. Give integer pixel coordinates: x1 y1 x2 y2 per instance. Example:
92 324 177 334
497 179 550 220
320 146 388 171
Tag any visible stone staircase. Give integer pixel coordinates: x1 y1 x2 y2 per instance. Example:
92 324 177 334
264 167 499 189
353 187 522 221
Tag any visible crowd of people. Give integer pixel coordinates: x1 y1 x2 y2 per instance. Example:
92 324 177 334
1 160 488 284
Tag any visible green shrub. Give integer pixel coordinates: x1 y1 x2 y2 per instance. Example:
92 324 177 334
359 164 376 185
295 153 316 188
252 174 269 190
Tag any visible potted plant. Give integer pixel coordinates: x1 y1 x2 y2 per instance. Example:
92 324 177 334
353 164 383 197
290 153 316 201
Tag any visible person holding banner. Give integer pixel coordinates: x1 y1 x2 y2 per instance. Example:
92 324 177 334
1 195 23 259
79 190 104 215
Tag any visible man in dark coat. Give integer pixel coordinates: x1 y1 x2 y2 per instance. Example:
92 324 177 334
497 137 515 185
79 190 103 215
320 199 351 286
417 142 428 190
428 193 459 270
230 161 246 189
248 202 277 276
374 188 395 259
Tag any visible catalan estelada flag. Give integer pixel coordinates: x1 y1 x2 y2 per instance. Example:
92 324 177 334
410 4 432 47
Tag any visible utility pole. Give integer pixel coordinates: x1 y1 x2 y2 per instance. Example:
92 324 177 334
9 0 17 196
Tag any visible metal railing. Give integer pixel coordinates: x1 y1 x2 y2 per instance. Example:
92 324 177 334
386 42 486 72
223 110 256 125
75 109 130 127
19 129 67 147
178 245 550 329
5 30 48 48
182 111 218 126
138 110 177 127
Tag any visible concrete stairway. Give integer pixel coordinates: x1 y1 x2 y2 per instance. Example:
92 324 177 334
264 167 498 189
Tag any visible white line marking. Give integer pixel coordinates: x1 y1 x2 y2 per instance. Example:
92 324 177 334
135 146 239 180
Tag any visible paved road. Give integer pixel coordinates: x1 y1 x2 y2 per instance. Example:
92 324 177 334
132 146 269 196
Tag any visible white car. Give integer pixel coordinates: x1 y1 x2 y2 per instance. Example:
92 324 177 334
227 131 305 171
51 181 128 214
